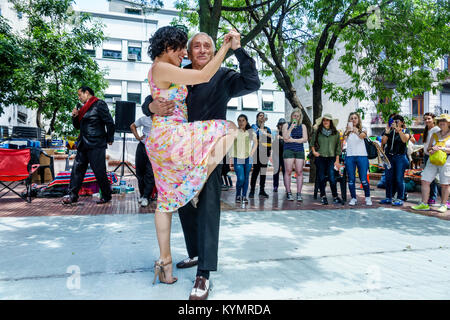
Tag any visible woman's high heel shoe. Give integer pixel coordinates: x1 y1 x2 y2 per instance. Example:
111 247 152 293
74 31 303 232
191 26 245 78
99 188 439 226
153 259 178 285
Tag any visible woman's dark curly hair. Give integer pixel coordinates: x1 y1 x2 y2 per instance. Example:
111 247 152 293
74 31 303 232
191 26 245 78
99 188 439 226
148 26 188 61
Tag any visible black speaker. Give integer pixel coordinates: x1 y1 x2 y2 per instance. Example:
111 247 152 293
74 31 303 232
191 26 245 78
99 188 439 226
115 101 136 133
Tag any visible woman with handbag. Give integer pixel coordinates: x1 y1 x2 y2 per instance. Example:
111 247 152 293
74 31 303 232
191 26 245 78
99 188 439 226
421 112 440 206
379 114 411 206
343 112 372 206
311 113 344 205
412 114 450 213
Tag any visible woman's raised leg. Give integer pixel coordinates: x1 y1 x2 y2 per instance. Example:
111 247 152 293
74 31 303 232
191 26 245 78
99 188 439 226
191 121 238 207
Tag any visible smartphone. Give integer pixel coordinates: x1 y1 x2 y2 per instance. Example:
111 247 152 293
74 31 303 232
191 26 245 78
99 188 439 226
347 122 353 129
388 118 394 127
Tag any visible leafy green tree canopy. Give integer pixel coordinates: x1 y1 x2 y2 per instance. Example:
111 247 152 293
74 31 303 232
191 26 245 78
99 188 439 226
9 0 108 136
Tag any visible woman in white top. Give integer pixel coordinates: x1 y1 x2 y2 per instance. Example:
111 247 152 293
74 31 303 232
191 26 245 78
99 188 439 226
343 112 371 206
412 114 450 213
422 112 440 205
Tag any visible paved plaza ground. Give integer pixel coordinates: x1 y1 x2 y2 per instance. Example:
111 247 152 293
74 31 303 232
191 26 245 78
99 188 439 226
0 170 449 300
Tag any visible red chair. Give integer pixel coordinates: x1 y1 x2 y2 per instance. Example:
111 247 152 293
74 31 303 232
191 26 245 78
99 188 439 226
0 148 40 202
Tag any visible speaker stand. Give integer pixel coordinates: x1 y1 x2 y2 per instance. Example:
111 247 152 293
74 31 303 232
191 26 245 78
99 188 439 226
113 132 137 178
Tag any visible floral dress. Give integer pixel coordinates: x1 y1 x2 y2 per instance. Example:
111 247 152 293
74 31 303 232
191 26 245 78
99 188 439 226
145 66 231 212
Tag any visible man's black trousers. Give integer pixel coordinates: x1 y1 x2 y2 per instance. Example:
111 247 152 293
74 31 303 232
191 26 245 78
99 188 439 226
68 147 112 201
135 142 155 199
178 165 222 272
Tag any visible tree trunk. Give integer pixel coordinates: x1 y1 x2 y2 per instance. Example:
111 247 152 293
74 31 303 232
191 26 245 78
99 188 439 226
198 0 222 43
36 106 43 129
48 106 59 135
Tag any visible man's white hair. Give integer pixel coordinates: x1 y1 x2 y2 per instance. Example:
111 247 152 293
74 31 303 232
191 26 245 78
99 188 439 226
187 32 216 54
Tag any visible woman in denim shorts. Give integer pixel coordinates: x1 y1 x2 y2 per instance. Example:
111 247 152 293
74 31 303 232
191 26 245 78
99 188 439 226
281 109 308 201
412 114 450 213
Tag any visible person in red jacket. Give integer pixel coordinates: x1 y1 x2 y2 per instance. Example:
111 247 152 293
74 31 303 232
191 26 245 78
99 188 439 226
62 86 115 205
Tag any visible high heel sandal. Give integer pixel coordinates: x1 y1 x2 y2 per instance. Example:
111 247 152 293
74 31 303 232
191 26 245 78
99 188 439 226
153 259 178 285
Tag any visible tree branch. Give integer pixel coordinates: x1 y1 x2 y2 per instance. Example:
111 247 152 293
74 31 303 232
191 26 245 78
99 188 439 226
221 0 274 12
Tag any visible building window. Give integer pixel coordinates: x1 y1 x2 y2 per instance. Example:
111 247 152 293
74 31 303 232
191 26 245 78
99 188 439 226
104 94 121 105
128 46 142 61
445 55 449 72
227 97 239 109
127 82 141 105
125 8 142 15
262 91 274 111
103 40 122 60
412 94 424 116
103 49 122 60
242 93 259 110
17 111 27 124
181 57 190 68
85 49 96 57
127 93 141 104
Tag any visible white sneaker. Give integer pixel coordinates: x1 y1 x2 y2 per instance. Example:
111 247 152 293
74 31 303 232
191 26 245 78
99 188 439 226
349 198 357 206
138 197 144 203
365 197 372 206
141 198 149 207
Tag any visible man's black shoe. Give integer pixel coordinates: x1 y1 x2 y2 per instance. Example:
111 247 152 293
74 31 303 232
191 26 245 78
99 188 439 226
96 197 111 204
259 191 269 198
176 257 198 269
321 196 328 205
248 191 255 198
333 197 344 205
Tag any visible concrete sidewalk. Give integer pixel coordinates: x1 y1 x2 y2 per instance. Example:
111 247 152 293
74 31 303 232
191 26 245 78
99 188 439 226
0 207 449 300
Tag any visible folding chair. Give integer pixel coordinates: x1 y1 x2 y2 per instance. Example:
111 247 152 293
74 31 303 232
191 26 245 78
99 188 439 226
0 148 40 202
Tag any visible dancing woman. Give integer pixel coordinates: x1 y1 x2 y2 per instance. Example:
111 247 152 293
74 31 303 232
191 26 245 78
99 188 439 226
145 26 237 284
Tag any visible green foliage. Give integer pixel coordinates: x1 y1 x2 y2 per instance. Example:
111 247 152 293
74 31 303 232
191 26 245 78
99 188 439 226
7 0 108 136
172 0 311 128
322 0 450 116
0 16 23 115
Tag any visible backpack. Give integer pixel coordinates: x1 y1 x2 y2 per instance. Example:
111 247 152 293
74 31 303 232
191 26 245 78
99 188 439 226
429 133 450 166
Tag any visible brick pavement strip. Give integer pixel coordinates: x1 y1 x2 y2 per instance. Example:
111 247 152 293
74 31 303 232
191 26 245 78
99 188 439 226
0 175 449 220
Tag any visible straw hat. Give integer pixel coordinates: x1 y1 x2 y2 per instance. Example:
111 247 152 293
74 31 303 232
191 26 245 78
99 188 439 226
315 113 339 128
435 114 450 123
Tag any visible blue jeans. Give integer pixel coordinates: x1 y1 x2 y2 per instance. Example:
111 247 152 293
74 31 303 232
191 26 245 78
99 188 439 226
234 157 252 197
385 154 409 200
345 156 370 199
315 156 338 198
423 154 438 201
